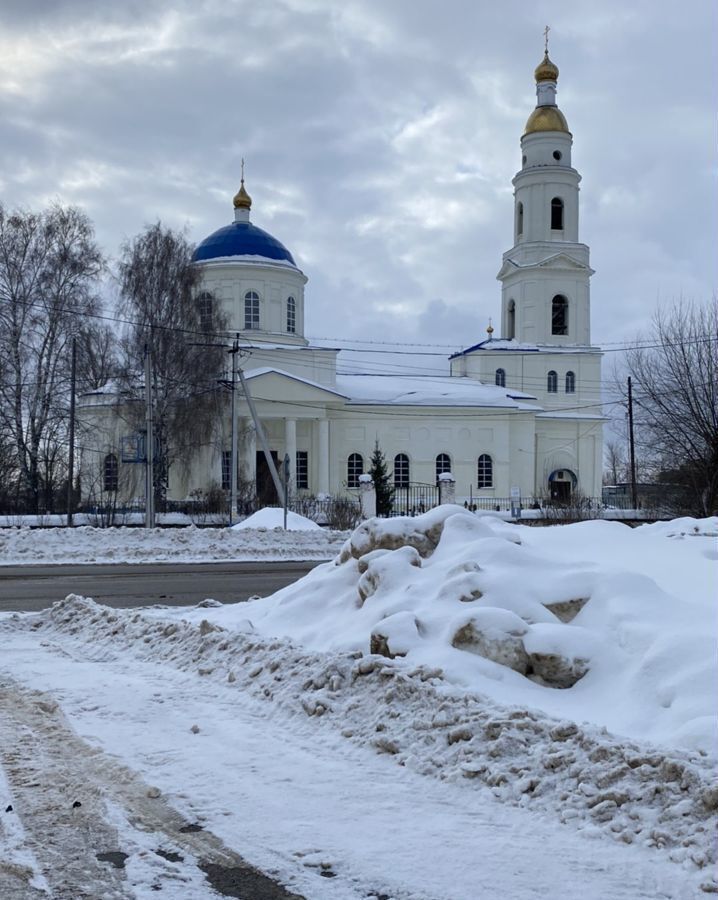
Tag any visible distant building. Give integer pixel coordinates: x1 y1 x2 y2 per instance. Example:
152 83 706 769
81 47 603 508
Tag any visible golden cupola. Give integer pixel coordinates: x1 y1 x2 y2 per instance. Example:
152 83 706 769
233 179 252 210
534 52 559 84
524 49 570 136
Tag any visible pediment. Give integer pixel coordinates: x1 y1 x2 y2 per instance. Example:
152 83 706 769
242 367 347 404
535 252 593 273
497 253 594 280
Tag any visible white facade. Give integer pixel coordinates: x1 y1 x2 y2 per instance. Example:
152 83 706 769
80 49 604 508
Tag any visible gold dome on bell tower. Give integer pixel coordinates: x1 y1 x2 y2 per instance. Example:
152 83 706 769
534 52 559 84
523 28 570 136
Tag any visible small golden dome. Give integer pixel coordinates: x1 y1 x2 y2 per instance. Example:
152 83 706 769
535 52 559 83
524 105 570 135
233 181 252 210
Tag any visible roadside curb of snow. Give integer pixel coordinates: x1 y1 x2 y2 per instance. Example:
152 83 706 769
0 525 350 565
24 595 718 893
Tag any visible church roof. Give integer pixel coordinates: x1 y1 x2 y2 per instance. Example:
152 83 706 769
450 339 602 358
336 374 539 409
193 222 297 265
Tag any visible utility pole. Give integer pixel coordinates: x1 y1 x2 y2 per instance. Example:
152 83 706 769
238 368 285 507
66 335 77 527
228 335 240 525
145 344 155 528
627 376 638 511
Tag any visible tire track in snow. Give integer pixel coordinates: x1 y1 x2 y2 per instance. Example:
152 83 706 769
0 677 306 899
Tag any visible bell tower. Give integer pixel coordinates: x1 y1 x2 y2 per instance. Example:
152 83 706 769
497 41 594 347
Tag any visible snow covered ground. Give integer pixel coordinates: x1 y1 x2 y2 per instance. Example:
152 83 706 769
1 508 716 898
0 518 347 566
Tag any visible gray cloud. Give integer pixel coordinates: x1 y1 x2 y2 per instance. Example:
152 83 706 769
1 0 714 365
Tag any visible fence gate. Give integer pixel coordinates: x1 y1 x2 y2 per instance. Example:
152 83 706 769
391 482 439 516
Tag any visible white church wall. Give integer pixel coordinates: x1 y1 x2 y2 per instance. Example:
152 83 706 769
199 259 307 343
328 408 537 500
534 418 603 498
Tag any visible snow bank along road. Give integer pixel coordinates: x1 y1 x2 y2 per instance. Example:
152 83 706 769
1 595 715 899
0 524 348 567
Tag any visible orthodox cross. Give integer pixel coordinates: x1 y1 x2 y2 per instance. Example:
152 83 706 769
544 25 551 54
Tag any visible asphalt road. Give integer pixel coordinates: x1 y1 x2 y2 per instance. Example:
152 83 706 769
0 561 321 613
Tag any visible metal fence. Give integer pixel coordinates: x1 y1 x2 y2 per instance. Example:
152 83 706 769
391 483 439 516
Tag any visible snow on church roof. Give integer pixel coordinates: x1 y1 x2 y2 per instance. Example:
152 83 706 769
451 338 602 358
335 374 540 408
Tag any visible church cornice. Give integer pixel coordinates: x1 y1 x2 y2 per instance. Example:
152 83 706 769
497 250 594 281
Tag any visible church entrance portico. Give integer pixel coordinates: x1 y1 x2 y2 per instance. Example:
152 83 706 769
548 468 576 502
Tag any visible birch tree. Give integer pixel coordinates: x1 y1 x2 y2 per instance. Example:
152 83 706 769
0 204 104 511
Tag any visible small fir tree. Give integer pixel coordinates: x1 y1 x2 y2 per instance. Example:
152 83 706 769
369 440 394 516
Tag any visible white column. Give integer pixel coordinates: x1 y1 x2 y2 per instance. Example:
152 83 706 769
318 417 330 495
285 418 296 498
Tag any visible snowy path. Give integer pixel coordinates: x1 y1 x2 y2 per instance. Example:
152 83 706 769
0 625 704 899
0 676 306 899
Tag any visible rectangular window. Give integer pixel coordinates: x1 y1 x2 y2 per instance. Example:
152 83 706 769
221 451 232 491
296 450 308 490
244 292 260 330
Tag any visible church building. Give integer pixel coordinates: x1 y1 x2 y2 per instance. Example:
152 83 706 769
81 48 604 509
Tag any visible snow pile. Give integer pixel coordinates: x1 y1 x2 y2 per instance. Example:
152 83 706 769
0 523 346 565
22 594 718 887
639 517 718 539
193 507 717 756
231 508 322 531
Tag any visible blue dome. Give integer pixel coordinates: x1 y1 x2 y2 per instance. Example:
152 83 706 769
193 222 296 265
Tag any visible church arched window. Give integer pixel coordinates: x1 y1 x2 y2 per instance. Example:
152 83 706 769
551 295 568 335
393 453 410 488
547 370 558 393
507 300 515 340
103 453 118 493
517 202 524 237
347 453 364 488
286 296 296 333
435 453 451 481
565 371 576 393
551 197 564 230
197 291 213 331
495 368 506 387
477 454 493 489
244 291 260 330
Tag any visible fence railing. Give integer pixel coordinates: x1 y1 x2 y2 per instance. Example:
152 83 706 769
0 491 674 528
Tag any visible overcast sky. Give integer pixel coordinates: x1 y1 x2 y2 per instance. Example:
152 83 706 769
1 0 715 372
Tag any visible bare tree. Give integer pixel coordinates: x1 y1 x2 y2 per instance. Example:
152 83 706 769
117 222 227 507
622 298 718 516
76 321 119 392
0 204 104 511
603 438 628 486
